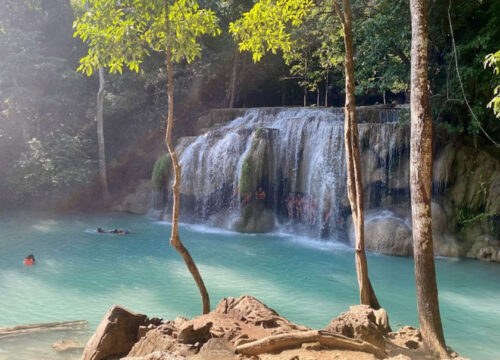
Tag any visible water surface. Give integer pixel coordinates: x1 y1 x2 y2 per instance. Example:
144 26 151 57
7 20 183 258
0 212 498 359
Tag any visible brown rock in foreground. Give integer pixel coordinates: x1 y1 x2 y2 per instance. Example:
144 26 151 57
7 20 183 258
81 305 148 360
81 296 467 360
325 304 390 350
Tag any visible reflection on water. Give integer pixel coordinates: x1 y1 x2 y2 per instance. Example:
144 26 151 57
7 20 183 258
0 212 499 360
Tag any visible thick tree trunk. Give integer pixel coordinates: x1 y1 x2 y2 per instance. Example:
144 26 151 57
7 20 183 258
335 0 380 310
97 66 110 205
409 0 448 356
164 1 210 315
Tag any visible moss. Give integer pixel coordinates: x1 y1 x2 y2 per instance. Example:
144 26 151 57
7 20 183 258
250 128 262 152
239 157 253 196
152 153 171 191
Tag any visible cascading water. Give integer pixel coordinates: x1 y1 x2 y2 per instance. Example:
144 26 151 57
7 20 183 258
155 107 410 240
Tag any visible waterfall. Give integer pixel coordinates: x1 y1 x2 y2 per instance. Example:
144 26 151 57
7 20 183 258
157 107 410 240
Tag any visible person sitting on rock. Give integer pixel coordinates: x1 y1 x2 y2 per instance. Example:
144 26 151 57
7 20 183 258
255 187 266 201
295 193 304 220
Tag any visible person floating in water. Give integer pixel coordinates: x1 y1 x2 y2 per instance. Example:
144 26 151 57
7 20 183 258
24 254 35 266
255 187 266 201
98 228 131 235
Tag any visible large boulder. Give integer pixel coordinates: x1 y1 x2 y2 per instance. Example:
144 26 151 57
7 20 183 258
82 305 148 360
213 295 309 334
325 305 390 351
127 323 195 358
350 212 413 256
115 180 152 214
448 147 499 212
433 143 457 189
234 129 275 233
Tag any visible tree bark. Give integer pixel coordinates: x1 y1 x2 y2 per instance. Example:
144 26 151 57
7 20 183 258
236 330 386 358
97 66 110 205
164 0 210 315
409 0 448 357
325 72 329 107
228 49 238 108
334 0 380 310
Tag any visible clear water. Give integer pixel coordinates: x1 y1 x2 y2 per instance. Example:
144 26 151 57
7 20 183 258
0 212 499 360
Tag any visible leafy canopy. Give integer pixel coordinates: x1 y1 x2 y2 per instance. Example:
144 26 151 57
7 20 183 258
485 50 500 118
229 0 314 62
73 0 221 76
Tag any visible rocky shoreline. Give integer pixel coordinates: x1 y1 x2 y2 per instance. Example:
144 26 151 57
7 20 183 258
80 295 467 360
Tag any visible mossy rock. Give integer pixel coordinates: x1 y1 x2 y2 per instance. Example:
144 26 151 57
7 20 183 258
152 153 171 191
238 129 267 198
234 203 275 233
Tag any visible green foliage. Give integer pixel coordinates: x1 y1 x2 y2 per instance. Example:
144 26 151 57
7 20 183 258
74 0 221 76
152 153 171 191
457 206 499 237
229 0 314 62
429 0 500 139
353 0 410 96
6 132 94 200
0 0 97 206
484 50 500 118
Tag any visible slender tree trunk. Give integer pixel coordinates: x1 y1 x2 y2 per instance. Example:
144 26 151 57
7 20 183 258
164 0 210 315
228 49 238 108
334 0 380 310
97 66 110 205
325 73 329 107
304 59 308 107
317 88 320 107
409 0 448 356
383 90 386 105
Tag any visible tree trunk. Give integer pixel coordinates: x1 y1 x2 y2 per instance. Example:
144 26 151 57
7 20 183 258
409 0 448 356
335 0 380 310
164 0 210 315
317 88 320 107
228 49 238 108
97 66 110 205
325 73 329 107
236 330 386 358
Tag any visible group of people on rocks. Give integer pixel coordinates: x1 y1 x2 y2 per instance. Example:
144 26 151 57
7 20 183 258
233 186 267 207
286 193 318 224
285 193 342 229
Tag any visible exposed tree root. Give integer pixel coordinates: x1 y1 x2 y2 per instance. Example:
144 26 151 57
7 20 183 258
236 330 387 358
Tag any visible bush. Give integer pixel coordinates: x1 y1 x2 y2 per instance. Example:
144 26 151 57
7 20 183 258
152 153 171 191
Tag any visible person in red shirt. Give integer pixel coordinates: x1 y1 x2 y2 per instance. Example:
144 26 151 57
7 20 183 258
24 254 35 266
255 187 266 200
